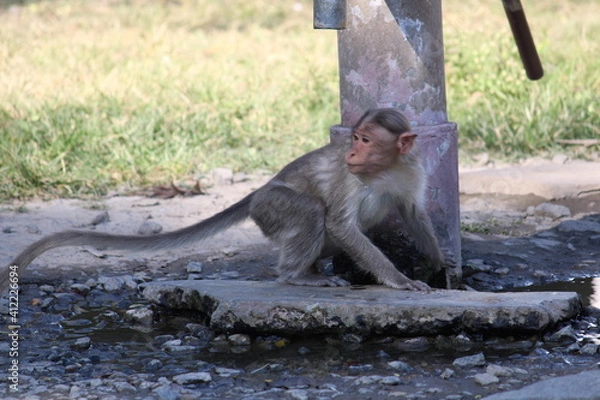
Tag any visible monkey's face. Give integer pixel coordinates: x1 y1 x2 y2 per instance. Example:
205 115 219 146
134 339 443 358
345 124 416 176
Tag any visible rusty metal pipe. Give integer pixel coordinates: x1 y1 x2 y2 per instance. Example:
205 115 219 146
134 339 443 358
502 0 544 80
314 0 347 30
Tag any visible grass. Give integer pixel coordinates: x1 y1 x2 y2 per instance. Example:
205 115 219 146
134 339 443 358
444 0 599 158
0 0 598 199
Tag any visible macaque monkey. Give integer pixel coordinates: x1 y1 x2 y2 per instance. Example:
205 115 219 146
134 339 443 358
0 108 451 293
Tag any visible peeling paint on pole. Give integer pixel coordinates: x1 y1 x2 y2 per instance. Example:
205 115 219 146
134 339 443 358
330 0 461 286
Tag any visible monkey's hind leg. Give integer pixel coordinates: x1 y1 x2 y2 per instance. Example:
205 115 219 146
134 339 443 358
250 185 349 287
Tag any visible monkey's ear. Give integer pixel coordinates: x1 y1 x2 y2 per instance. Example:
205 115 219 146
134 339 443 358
396 132 417 155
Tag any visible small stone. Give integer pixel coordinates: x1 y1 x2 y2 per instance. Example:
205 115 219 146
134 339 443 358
90 210 110 226
298 346 311 355
26 225 41 234
580 343 599 355
153 385 181 400
440 368 454 379
393 336 430 352
341 333 364 343
145 359 163 371
380 376 402 385
474 373 500 386
65 364 80 373
161 339 181 348
388 360 413 372
39 285 55 293
53 384 70 393
113 381 137 393
494 267 510 275
486 364 512 377
228 334 251 346
533 203 571 219
215 367 242 377
3 226 16 233
71 337 91 350
138 220 163 235
533 269 550 278
353 375 382 385
566 342 581 353
84 278 97 288
173 372 212 385
98 276 124 291
122 275 138 290
185 262 204 273
548 325 578 342
70 283 91 296
453 352 486 368
124 307 154 326
466 259 492 272
511 367 529 375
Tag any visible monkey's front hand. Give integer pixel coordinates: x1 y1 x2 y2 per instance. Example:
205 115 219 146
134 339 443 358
386 275 431 292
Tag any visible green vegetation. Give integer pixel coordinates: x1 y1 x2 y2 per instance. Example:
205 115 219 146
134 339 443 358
0 0 598 199
445 0 599 158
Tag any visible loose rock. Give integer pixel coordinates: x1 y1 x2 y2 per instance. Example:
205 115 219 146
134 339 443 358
173 372 212 385
124 307 154 326
388 360 413 372
186 261 204 274
533 203 571 219
90 210 110 226
228 333 251 346
138 220 163 235
453 353 486 368
475 373 500 386
486 364 512 377
440 368 454 379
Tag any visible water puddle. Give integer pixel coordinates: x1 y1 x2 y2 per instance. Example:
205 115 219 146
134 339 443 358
506 276 600 307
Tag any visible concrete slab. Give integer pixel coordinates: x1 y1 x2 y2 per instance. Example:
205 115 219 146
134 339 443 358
142 280 581 336
460 160 600 199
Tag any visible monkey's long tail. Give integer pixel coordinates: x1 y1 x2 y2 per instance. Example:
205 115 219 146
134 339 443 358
0 193 253 293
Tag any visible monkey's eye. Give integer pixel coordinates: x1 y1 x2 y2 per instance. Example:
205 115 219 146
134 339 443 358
352 134 360 142
361 136 370 144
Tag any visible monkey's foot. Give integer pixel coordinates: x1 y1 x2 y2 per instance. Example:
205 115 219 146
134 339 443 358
283 275 351 287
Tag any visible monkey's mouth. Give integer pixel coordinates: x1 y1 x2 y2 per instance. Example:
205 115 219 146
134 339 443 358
346 164 367 175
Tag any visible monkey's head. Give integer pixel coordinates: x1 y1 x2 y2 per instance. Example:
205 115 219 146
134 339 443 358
345 108 417 176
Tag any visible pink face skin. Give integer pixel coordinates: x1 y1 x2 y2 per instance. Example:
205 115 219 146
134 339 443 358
345 123 416 176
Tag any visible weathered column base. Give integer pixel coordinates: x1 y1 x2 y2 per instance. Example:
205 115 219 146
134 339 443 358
330 122 461 288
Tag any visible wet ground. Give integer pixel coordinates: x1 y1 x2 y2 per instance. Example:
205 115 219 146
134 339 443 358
1 186 600 399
